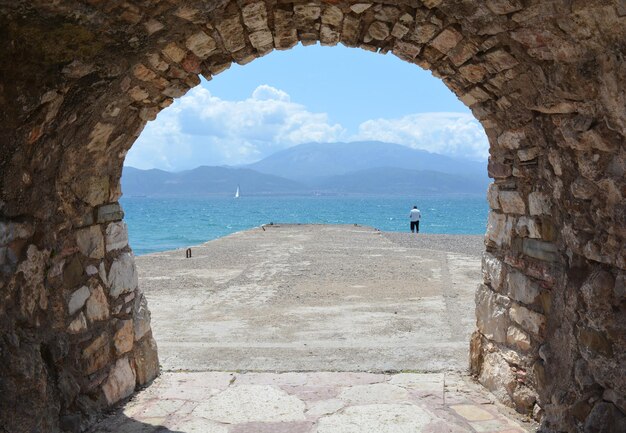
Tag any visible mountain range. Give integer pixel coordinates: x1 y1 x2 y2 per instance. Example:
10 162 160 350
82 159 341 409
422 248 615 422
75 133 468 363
122 141 488 197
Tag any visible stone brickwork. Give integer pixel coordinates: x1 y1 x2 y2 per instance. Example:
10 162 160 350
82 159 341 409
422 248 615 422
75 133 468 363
0 1 624 432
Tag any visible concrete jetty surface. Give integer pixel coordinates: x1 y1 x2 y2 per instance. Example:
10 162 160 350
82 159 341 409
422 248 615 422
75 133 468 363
136 224 483 372
91 225 536 433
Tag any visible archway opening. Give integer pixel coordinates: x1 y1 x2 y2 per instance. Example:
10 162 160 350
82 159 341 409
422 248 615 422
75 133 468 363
121 43 491 380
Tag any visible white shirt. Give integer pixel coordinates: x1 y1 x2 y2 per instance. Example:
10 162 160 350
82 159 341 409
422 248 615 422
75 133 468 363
409 208 421 222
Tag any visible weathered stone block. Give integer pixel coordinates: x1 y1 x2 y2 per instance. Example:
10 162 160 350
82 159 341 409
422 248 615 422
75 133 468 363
475 284 509 343
242 2 268 31
68 312 87 334
487 0 523 14
132 64 156 82
143 19 163 35
392 41 421 60
133 335 159 386
114 320 134 355
294 4 321 23
498 191 526 214
497 130 525 149
322 5 343 27
217 15 247 53
367 21 390 41
448 40 479 66
72 175 110 207
528 192 551 215
506 326 531 351
459 63 487 83
506 270 540 305
571 177 597 199
478 352 516 405
578 327 613 357
128 86 149 102
68 285 90 315
105 222 128 252
509 303 545 335
482 252 505 291
517 147 540 162
320 25 340 46
430 28 463 53
161 42 186 63
96 203 124 224
102 357 136 405
0 222 33 246
16 246 49 320
350 3 371 14
108 253 138 298
185 32 216 59
516 216 541 239
486 212 513 247
85 285 109 322
391 22 409 39
412 23 439 44
249 30 274 51
83 333 111 374
488 159 512 178
522 239 558 262
133 295 152 341
484 49 518 72
76 225 104 259
583 402 626 433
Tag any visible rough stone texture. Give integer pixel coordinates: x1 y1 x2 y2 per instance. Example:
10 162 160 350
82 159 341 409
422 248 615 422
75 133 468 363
85 285 109 322
105 221 129 252
68 285 91 315
75 225 104 259
108 252 138 298
0 1 624 432
102 357 136 405
90 371 534 432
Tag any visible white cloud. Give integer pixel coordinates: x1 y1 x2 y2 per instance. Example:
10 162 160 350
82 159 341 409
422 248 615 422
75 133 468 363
125 85 346 170
125 85 489 171
353 113 489 161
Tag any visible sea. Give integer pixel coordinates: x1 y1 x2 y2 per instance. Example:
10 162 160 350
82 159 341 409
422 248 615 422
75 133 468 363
122 195 488 255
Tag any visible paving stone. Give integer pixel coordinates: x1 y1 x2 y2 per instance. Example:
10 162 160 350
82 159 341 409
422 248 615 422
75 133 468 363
169 417 227 432
305 399 345 418
230 421 314 433
315 404 432 433
193 385 306 423
451 404 494 421
338 383 410 404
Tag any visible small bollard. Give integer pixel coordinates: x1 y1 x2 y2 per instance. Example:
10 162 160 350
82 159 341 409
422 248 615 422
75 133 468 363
185 248 192 258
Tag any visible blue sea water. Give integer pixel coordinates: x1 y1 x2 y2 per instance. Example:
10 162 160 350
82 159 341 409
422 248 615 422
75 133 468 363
121 195 488 255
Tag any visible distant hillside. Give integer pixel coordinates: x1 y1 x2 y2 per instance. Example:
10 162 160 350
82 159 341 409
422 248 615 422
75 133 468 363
122 166 307 197
314 167 488 194
247 141 487 182
123 142 490 197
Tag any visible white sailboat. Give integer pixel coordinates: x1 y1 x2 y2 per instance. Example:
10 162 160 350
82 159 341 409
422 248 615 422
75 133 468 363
234 184 240 199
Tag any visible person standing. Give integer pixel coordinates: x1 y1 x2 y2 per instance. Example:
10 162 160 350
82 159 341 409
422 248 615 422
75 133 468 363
409 205 421 233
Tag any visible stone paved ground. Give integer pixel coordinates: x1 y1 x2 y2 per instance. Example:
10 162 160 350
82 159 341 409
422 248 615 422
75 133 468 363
91 371 536 432
91 225 537 432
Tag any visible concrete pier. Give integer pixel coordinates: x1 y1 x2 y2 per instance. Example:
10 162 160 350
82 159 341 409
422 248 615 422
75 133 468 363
136 224 483 373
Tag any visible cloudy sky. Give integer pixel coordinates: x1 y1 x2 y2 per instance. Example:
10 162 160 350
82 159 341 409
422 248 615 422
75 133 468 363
126 44 489 171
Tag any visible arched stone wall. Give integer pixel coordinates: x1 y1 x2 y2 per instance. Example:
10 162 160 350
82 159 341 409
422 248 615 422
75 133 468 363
0 1 624 432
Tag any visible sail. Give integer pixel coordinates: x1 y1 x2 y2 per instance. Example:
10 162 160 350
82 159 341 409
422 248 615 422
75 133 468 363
235 185 240 198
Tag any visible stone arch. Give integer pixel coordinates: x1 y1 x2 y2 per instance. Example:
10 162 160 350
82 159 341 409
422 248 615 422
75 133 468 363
0 1 624 432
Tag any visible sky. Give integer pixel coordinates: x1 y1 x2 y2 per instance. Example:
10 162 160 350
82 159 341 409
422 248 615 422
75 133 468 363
125 44 489 171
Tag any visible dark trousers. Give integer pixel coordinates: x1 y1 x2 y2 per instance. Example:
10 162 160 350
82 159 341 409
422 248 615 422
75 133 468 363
410 221 419 233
